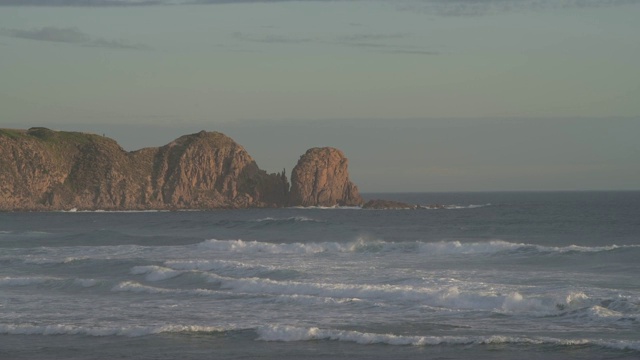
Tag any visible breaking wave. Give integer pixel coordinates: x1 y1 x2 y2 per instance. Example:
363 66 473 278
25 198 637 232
0 323 228 337
255 325 640 351
254 216 324 223
196 238 640 256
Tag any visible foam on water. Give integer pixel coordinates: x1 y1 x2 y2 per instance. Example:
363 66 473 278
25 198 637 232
131 266 183 281
199 273 565 314
0 323 228 337
256 325 640 351
2 322 639 352
0 276 61 286
196 238 640 256
254 216 323 223
164 259 278 277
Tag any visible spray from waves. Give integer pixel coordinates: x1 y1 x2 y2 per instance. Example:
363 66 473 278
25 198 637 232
256 325 640 351
197 238 640 256
0 323 229 337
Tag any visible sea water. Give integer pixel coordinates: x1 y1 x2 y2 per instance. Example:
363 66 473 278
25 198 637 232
1 192 639 359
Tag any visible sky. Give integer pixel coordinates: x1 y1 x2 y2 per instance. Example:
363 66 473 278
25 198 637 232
1 0 639 192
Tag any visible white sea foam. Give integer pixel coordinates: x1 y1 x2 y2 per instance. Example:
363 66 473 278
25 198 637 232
131 266 183 281
254 216 323 223
164 259 277 277
23 257 87 265
196 238 640 256
111 281 218 296
256 325 640 350
0 323 227 337
197 239 346 254
73 278 98 287
200 273 563 313
444 204 491 210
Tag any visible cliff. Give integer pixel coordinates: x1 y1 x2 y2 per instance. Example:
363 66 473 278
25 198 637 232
289 147 363 207
0 128 288 211
1 128 367 211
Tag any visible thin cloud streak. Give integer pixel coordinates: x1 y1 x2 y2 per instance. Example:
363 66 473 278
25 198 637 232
231 31 439 55
0 26 150 50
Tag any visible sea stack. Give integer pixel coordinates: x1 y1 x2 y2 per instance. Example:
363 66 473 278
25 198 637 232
288 147 363 207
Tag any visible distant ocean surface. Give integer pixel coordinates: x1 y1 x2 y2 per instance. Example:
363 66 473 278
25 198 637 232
1 191 639 359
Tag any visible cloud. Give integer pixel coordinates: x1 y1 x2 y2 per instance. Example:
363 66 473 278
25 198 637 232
230 31 439 55
0 26 150 50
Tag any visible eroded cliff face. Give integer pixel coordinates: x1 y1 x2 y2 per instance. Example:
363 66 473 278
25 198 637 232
0 128 288 211
289 147 363 207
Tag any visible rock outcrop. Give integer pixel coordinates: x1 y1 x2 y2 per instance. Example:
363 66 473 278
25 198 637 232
289 147 363 207
0 128 288 211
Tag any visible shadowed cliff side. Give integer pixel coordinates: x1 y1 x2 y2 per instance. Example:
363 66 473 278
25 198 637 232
289 147 363 207
0 128 288 210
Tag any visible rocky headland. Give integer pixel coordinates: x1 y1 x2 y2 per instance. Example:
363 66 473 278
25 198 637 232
0 127 366 211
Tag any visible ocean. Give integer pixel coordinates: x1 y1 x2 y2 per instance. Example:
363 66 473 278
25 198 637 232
1 191 639 359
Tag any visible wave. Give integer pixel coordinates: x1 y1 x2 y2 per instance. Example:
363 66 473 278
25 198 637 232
0 276 58 286
23 257 88 265
198 273 580 314
163 260 280 279
108 273 640 320
254 216 323 223
0 276 99 288
421 203 492 210
0 323 228 337
196 238 640 256
112 281 219 296
289 206 361 210
255 325 640 351
3 322 638 352
131 266 183 281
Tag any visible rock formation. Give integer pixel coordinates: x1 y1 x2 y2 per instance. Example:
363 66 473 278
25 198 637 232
289 147 363 207
0 128 288 211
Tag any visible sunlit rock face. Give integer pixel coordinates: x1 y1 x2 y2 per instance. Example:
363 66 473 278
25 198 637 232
288 147 363 207
0 128 288 210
